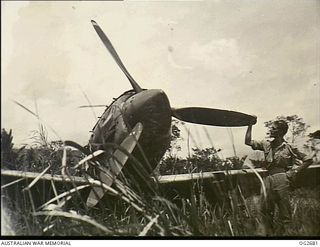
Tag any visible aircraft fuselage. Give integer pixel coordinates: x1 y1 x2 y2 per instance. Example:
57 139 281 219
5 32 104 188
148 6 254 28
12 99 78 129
89 89 172 173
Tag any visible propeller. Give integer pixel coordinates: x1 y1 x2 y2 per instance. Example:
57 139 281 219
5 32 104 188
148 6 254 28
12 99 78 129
172 107 257 127
91 20 143 93
91 20 257 128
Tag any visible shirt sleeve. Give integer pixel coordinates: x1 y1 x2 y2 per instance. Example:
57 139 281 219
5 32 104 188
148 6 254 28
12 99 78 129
250 140 266 151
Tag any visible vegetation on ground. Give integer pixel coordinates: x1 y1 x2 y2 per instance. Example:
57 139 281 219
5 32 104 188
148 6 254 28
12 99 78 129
1 114 319 237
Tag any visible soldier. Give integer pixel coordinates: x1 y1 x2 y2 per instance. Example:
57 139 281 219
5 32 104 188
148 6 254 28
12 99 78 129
245 120 314 236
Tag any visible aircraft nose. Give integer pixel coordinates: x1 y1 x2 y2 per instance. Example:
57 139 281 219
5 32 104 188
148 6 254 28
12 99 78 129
123 89 172 129
143 89 167 106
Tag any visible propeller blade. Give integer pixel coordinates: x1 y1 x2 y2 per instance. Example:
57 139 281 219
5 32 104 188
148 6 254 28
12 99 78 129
171 107 257 127
86 122 144 207
91 20 143 93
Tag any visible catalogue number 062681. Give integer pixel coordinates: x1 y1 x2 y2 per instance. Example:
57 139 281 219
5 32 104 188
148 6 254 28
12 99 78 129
299 241 318 246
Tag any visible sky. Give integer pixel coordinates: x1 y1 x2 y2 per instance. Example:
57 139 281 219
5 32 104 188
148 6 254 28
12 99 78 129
2 0 319 158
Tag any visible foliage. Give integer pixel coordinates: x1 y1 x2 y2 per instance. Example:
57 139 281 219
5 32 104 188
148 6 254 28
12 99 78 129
159 155 187 175
1 128 83 175
1 129 17 170
2 128 320 237
159 147 247 175
167 119 183 153
303 131 320 164
186 147 223 172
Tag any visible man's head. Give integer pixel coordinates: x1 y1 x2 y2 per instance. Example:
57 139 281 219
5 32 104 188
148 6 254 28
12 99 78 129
268 120 289 138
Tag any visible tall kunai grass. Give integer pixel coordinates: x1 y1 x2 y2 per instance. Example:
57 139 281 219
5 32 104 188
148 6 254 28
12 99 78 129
1 104 319 237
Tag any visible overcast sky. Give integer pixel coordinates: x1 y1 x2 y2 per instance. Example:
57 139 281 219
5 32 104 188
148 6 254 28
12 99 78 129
2 0 319 158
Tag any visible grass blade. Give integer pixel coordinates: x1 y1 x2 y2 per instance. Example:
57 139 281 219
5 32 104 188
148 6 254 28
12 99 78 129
61 146 67 176
37 184 90 211
75 150 105 169
138 214 160 236
13 100 61 140
23 164 51 191
1 178 25 189
33 210 114 235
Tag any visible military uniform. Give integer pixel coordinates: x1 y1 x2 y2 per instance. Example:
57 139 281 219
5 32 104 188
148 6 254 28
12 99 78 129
251 139 313 235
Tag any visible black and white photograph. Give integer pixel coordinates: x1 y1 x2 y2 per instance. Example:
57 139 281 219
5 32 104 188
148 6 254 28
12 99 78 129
1 0 319 238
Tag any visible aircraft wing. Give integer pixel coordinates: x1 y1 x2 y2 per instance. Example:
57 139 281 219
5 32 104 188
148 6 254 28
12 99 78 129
157 164 320 199
2 164 319 188
2 164 319 208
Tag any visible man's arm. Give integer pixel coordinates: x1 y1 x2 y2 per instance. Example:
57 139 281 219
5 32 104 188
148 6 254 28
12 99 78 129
290 146 315 172
245 125 265 151
286 145 316 182
245 125 253 146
